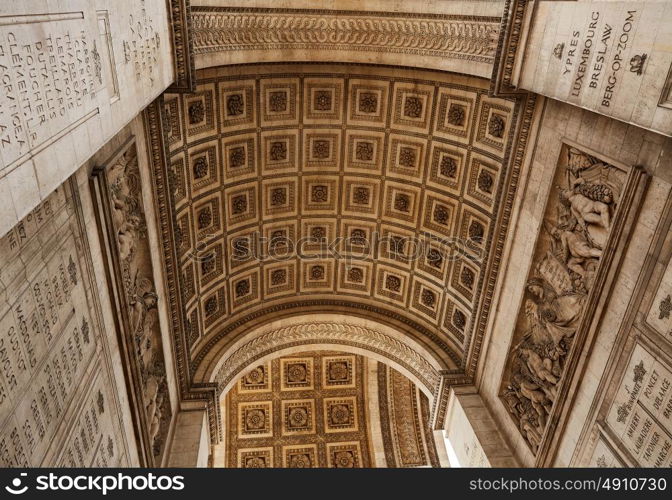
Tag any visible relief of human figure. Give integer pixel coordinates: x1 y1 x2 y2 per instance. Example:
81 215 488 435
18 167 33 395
546 224 602 276
526 277 585 345
518 346 558 386
106 146 169 460
557 187 611 231
511 373 553 416
108 154 143 264
503 147 625 453
137 309 157 369
129 278 158 337
144 375 163 450
519 412 542 455
503 390 544 455
116 218 141 262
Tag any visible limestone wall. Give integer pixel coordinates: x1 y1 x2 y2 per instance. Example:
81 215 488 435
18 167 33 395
517 1 672 137
0 112 181 466
443 386 517 467
0 174 133 466
478 96 672 466
0 0 175 238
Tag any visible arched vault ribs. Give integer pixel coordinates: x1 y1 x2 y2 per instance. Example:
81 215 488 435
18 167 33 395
144 64 538 444
192 314 459 443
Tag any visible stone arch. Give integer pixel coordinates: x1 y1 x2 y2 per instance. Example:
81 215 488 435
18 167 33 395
195 313 448 401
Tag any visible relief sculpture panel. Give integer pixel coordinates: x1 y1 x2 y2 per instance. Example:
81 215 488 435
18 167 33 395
91 138 171 466
499 144 639 456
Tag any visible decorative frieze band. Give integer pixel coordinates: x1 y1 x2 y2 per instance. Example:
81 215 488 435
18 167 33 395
212 321 442 395
191 8 500 64
168 0 195 92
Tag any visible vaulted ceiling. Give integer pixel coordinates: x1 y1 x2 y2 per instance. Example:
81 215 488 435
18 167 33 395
221 351 439 468
153 63 535 395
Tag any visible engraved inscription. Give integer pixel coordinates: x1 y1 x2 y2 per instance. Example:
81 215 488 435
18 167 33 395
0 183 127 467
122 0 161 86
0 21 96 166
606 343 672 467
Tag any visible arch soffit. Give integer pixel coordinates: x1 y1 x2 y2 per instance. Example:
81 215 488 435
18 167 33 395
197 313 448 399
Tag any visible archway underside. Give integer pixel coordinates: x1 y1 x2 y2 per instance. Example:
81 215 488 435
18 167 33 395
217 349 442 468
150 63 533 427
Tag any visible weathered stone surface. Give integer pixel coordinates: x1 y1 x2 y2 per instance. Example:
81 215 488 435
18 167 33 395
0 0 175 237
0 181 130 466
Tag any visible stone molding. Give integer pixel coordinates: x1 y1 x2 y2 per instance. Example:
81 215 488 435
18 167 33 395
490 0 535 97
169 0 196 92
212 321 442 395
191 7 499 64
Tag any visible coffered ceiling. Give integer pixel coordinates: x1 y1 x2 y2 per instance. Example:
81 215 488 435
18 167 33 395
222 351 438 467
154 63 535 394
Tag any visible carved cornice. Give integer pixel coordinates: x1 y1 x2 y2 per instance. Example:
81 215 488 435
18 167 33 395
168 0 195 92
143 99 220 442
464 92 537 377
213 321 442 395
429 374 474 430
193 299 463 374
490 0 534 97
191 7 500 64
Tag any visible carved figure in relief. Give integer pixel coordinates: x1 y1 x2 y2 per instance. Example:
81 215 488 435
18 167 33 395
519 412 542 454
564 147 623 247
503 390 544 454
105 143 171 462
513 374 552 415
144 374 164 452
109 153 143 264
518 347 558 386
557 187 610 231
546 224 602 277
501 146 625 454
129 275 159 366
526 277 585 344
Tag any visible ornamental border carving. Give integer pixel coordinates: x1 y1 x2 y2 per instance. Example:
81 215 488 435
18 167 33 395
191 7 500 65
212 321 442 394
193 299 463 372
168 0 195 92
